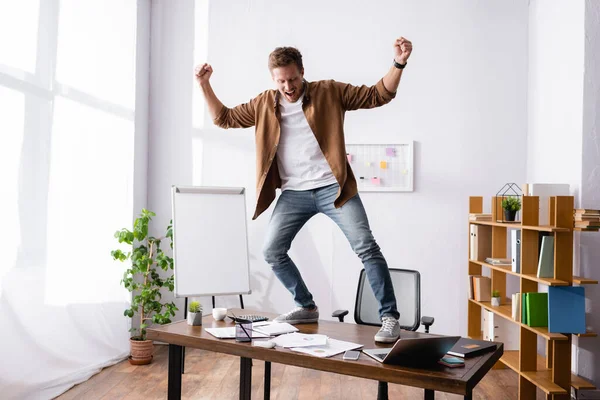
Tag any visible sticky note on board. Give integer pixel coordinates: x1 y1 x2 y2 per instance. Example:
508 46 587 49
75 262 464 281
402 169 408 175
385 147 395 156
371 177 381 185
365 162 371 167
347 154 352 163
380 161 387 169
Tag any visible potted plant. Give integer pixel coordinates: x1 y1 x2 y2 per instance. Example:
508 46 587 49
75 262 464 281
111 209 178 365
491 290 501 306
501 196 521 222
187 301 203 326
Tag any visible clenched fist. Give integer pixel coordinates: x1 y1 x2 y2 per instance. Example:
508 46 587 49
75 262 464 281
394 37 412 65
194 63 213 86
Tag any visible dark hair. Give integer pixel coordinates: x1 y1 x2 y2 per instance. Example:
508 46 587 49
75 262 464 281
268 47 303 71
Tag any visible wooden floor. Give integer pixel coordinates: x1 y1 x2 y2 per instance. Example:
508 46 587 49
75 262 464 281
56 345 547 399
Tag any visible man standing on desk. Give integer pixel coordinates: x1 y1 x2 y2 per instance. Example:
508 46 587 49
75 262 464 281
195 37 412 343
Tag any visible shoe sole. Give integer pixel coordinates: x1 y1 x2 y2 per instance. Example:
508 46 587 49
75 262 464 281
374 336 399 343
274 318 319 324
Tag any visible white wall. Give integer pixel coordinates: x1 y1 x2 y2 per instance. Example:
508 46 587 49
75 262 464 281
527 0 600 385
577 0 600 385
527 0 584 192
148 0 529 335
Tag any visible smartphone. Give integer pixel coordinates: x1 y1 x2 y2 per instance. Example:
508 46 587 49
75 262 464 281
343 350 361 361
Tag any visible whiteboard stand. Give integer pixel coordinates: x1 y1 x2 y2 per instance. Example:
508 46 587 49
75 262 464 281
172 186 255 375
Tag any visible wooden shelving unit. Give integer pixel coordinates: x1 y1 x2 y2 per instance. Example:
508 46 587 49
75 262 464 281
468 195 597 399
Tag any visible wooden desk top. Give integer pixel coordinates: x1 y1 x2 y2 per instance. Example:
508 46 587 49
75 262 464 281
147 310 503 395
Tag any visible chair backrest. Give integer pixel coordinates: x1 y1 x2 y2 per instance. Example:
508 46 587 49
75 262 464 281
354 268 421 331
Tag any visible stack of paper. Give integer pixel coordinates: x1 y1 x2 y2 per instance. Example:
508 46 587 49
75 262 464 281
290 338 363 358
271 333 328 348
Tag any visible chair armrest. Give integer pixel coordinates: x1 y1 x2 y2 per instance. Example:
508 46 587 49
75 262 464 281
421 316 434 333
332 309 349 322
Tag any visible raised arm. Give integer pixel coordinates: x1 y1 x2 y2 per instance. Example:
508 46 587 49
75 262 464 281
194 63 256 129
338 37 413 111
382 37 412 94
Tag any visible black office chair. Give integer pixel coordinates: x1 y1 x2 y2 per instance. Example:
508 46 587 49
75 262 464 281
332 268 435 400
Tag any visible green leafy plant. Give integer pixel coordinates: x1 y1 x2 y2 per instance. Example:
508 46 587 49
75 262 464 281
501 196 522 212
492 290 500 298
111 209 178 341
189 301 201 313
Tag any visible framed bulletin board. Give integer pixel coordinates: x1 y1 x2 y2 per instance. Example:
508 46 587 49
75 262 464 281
345 141 414 192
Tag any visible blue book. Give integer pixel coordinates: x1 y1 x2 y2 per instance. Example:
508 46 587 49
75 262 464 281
548 286 586 334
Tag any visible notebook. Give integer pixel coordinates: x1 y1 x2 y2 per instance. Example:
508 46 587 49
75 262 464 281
446 338 497 358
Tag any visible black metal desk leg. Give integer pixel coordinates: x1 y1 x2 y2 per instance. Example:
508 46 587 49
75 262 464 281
424 388 434 400
168 344 183 400
181 346 185 374
264 361 271 400
377 381 388 400
464 390 472 400
240 357 252 400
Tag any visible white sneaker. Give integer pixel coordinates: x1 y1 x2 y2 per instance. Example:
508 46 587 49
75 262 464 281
273 306 319 324
374 317 400 343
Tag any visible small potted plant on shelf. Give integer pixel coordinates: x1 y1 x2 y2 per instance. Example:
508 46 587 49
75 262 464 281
111 209 178 365
187 301 203 326
501 196 521 222
491 290 501 306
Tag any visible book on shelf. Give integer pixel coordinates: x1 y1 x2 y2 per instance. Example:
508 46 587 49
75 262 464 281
548 286 586 334
472 276 491 302
511 230 521 273
483 310 519 351
484 257 511 266
469 213 492 221
511 293 521 321
469 224 492 261
523 292 548 327
537 236 554 278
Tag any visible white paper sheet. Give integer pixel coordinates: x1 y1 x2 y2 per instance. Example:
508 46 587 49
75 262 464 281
204 327 270 339
290 338 363 358
271 333 328 348
252 322 299 336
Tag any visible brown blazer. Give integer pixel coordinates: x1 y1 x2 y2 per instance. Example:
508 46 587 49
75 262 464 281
213 78 396 219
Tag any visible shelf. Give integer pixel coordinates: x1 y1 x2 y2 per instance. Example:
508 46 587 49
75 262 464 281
499 350 519 373
521 370 568 395
571 374 597 390
470 260 570 286
520 273 570 286
573 276 599 285
470 260 520 277
468 220 571 232
468 299 568 341
575 331 597 338
467 336 595 393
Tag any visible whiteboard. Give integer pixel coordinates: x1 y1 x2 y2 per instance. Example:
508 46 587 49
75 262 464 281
345 142 414 192
171 186 251 297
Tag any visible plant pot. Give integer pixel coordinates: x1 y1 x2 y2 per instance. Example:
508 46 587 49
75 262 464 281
504 209 517 222
129 338 153 365
187 311 203 326
491 297 501 307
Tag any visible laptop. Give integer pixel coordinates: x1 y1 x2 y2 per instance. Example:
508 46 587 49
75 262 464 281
363 335 461 366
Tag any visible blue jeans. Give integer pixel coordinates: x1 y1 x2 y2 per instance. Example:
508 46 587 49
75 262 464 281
262 183 399 320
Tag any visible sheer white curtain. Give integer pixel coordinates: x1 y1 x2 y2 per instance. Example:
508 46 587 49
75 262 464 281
0 1 147 398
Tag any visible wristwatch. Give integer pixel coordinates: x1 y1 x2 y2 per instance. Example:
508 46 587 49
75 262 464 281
393 59 406 69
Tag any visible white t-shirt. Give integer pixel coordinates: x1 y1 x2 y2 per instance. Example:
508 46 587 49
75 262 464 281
276 94 337 191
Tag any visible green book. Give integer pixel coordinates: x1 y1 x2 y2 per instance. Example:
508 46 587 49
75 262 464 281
526 292 548 327
522 293 528 325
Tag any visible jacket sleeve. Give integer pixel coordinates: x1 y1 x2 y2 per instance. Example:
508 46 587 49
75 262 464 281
213 97 257 129
335 78 396 111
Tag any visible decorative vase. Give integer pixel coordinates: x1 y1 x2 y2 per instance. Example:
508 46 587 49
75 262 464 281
187 311 203 326
129 338 154 365
504 209 517 222
491 297 501 307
